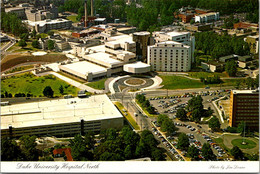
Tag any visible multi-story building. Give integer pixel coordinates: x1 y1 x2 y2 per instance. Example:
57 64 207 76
132 31 154 62
147 41 192 72
5 7 26 19
195 12 219 23
229 90 259 131
153 31 195 62
244 35 259 54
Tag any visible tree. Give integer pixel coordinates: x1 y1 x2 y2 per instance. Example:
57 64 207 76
47 30 54 36
190 19 195 24
151 147 166 161
20 33 29 41
43 86 54 98
225 60 237 77
176 108 187 120
245 77 255 89
201 143 216 161
255 74 259 88
31 29 37 38
187 145 199 160
32 40 39 48
70 134 93 161
208 116 220 131
1 137 22 161
177 133 190 151
19 135 39 161
230 146 244 160
191 109 202 123
47 40 55 50
18 39 27 48
237 121 247 134
59 85 64 95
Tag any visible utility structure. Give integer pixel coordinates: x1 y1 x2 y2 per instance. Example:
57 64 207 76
84 0 88 27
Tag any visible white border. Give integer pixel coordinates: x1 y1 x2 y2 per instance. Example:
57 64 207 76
1 161 259 173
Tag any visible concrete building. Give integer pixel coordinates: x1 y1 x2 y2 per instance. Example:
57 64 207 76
195 12 219 23
148 41 192 72
185 23 212 32
153 31 195 63
5 7 26 19
229 90 259 131
24 18 72 33
132 31 152 62
201 61 224 72
234 22 259 31
123 61 151 74
219 55 238 63
59 61 110 81
176 12 194 23
244 35 259 54
1 95 124 137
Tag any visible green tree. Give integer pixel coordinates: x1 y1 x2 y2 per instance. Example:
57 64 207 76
59 85 64 95
237 121 247 134
31 29 37 38
230 146 244 160
201 143 216 161
18 39 27 48
225 60 237 77
176 108 187 120
70 134 93 161
254 74 259 88
47 40 55 50
47 30 54 36
20 33 29 41
1 137 22 161
208 116 220 131
19 135 39 161
177 133 190 151
187 145 199 160
191 109 202 123
245 77 255 89
32 40 39 48
43 86 54 98
151 147 166 161
190 19 195 24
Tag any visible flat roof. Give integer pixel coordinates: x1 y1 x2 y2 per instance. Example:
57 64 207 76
1 95 123 130
86 52 122 65
166 31 190 37
197 12 218 17
25 18 70 27
108 34 135 44
232 90 259 94
86 45 106 53
60 61 107 75
124 61 150 68
133 31 150 36
94 18 106 22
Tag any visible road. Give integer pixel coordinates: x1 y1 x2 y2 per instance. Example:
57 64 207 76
1 33 16 56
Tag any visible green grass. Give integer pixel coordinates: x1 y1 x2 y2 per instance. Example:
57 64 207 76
66 15 79 23
213 137 230 152
8 42 41 52
1 73 79 97
114 102 140 130
187 72 228 79
231 139 257 149
39 33 48 38
160 75 205 89
86 78 107 90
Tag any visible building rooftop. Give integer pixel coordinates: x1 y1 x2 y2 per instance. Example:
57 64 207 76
108 34 135 44
1 95 123 130
5 7 24 12
133 31 150 36
86 52 122 66
60 61 107 75
166 31 190 37
124 61 150 69
232 90 259 94
196 12 218 17
25 18 71 27
94 18 106 22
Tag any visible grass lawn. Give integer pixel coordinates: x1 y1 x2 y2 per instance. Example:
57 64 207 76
160 75 205 89
231 139 257 149
1 73 79 97
39 33 48 38
5 65 34 74
213 137 230 152
187 72 228 79
66 15 79 23
114 102 140 130
86 78 107 90
8 42 41 52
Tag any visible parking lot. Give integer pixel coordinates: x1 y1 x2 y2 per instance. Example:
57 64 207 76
149 90 229 120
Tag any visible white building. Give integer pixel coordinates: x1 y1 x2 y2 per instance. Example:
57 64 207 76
148 41 192 72
153 31 195 62
24 18 72 33
1 95 124 137
195 12 219 23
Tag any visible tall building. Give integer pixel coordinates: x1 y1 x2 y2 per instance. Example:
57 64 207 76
195 12 219 23
229 90 259 131
147 41 192 72
132 31 153 62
